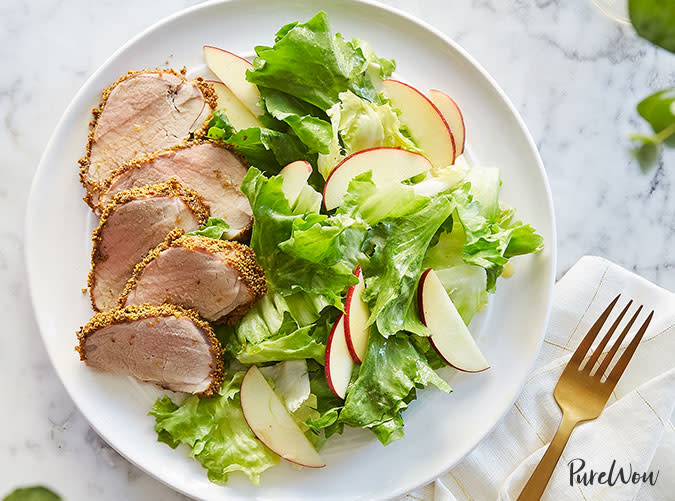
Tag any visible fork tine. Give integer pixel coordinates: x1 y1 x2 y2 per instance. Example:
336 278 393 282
584 300 633 372
569 294 621 366
596 305 642 376
605 311 654 385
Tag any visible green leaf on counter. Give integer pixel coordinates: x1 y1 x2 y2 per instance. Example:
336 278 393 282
630 88 675 169
637 88 675 147
628 0 675 53
3 487 61 501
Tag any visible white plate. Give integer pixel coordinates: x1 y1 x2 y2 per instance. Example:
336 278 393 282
25 0 556 499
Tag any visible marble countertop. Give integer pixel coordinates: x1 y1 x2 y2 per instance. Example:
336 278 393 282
1 0 673 499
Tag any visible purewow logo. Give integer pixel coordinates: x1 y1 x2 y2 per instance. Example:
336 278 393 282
568 458 659 487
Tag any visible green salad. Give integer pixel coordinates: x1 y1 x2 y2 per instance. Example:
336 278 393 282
151 11 543 484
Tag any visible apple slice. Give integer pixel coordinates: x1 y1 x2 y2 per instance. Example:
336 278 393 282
344 266 370 363
240 365 325 468
203 45 262 116
324 314 354 399
207 80 261 130
418 268 490 372
428 90 466 156
279 160 312 206
323 147 432 210
382 79 456 168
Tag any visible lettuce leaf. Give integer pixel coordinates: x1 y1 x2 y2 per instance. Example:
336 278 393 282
241 167 365 305
340 330 451 444
423 219 488 324
259 359 310 412
225 291 336 364
305 360 345 438
453 185 544 291
150 372 280 484
188 217 230 239
362 193 455 337
247 12 383 111
260 88 333 154
318 91 418 178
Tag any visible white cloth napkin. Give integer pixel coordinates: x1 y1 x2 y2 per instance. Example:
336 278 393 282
401 256 675 501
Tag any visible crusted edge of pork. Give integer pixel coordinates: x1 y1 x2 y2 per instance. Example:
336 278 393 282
118 229 267 324
88 179 210 312
75 303 224 397
78 68 218 205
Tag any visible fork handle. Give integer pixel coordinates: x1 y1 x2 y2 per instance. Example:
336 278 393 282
517 412 579 500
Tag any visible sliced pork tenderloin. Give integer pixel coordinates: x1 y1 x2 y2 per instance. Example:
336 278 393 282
76 304 223 396
88 180 209 312
79 69 217 202
97 141 252 240
119 230 266 323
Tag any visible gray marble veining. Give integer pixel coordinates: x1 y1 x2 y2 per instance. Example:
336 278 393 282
0 0 673 499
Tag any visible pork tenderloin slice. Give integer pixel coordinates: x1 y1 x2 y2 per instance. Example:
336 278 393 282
89 180 209 312
120 231 266 323
79 69 217 200
76 304 224 396
97 141 252 240
99 141 253 239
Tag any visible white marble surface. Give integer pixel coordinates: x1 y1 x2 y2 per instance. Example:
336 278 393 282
1 0 673 499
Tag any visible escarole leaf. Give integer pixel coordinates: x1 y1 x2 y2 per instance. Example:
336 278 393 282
340 330 451 444
318 91 419 178
207 109 315 175
452 184 543 292
423 220 488 325
247 11 391 111
362 192 456 337
260 88 333 154
225 291 337 365
189 217 230 239
241 167 366 306
150 372 280 484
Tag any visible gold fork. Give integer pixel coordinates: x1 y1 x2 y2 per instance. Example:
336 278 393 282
518 295 654 500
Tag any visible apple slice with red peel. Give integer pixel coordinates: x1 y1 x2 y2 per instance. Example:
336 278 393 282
240 365 325 468
418 268 490 372
207 80 261 130
323 147 432 210
279 160 312 206
324 314 354 399
428 89 466 156
382 79 456 168
203 45 262 116
344 266 370 363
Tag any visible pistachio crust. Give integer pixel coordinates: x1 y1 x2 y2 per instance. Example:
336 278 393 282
75 303 224 398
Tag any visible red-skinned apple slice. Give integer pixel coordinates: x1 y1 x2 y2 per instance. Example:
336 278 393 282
382 79 456 168
324 314 353 399
203 45 262 116
240 365 325 468
418 268 490 372
207 80 261 130
323 147 432 210
344 266 370 363
279 160 312 206
428 89 466 156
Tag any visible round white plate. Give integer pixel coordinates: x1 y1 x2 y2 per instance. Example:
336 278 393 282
26 0 556 499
